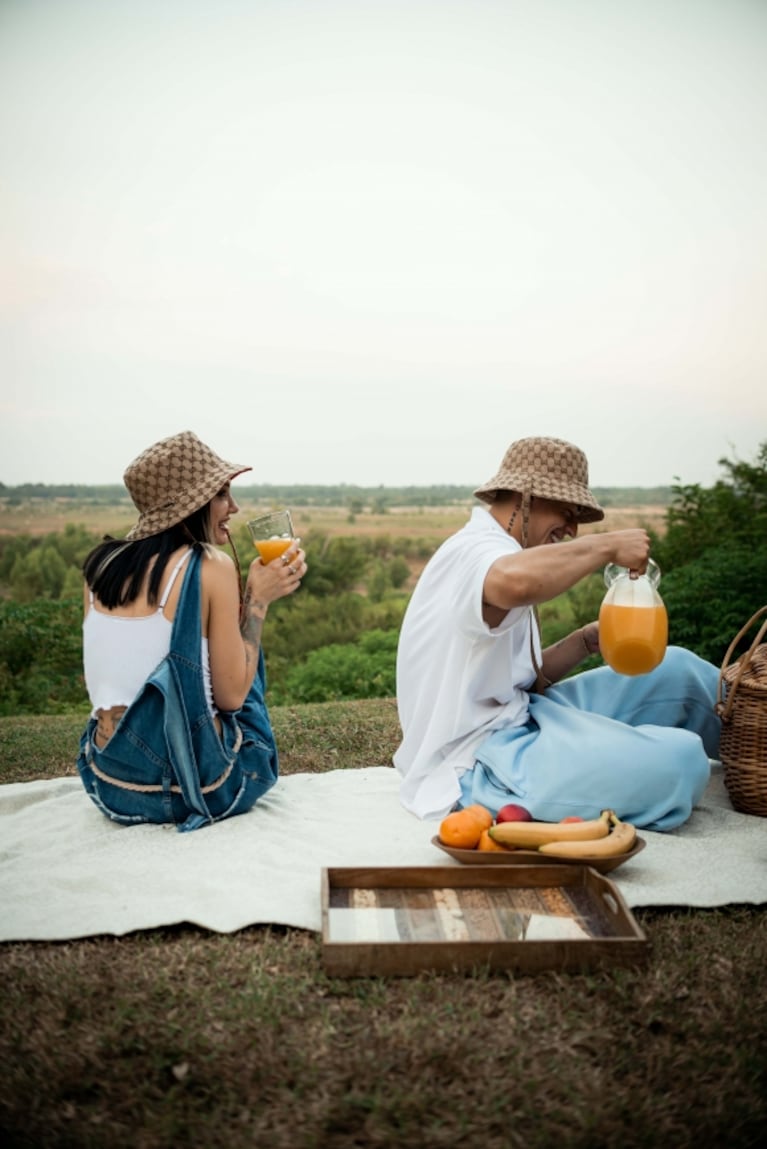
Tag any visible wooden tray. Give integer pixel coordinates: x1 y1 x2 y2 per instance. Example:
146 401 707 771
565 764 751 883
430 835 646 874
321 865 648 977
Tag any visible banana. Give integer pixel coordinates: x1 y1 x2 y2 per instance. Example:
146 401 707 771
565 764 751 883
488 809 612 848
537 813 637 858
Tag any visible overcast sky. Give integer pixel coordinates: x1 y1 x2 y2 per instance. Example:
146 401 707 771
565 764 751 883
1 0 765 490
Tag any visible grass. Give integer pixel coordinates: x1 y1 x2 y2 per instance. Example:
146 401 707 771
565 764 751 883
0 700 401 785
1 705 766 1149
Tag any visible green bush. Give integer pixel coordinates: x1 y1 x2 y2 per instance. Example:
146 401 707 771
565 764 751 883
278 629 399 703
653 443 767 569
0 598 86 715
291 534 372 596
0 523 98 601
653 442 767 664
262 590 408 702
662 544 767 665
1 445 763 714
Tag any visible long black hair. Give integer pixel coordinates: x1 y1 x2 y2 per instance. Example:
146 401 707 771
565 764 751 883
83 503 214 610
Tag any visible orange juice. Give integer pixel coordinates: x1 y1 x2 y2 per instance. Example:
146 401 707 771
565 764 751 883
254 537 292 563
598 602 668 675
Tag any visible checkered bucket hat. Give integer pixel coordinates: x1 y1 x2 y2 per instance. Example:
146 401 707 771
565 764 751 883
474 437 604 524
123 431 252 540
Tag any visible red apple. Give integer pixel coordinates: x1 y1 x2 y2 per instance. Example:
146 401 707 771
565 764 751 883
495 803 533 823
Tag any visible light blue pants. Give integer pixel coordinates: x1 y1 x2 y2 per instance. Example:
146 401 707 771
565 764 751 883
460 646 720 831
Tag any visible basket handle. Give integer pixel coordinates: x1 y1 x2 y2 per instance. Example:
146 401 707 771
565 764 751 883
716 605 767 722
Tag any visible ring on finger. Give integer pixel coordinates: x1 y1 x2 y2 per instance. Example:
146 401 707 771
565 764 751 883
281 553 290 566
288 563 297 575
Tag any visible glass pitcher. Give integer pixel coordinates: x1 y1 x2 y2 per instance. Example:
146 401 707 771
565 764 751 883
598 558 668 675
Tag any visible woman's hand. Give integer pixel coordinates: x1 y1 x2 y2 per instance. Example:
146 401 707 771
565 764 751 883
245 540 307 607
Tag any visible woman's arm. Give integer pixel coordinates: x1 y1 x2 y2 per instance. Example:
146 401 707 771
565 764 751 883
204 542 305 711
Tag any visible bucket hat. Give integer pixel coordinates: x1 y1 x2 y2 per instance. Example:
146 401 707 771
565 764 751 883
474 437 604 524
124 431 252 540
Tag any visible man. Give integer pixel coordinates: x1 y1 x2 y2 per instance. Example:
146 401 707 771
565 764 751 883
393 437 720 830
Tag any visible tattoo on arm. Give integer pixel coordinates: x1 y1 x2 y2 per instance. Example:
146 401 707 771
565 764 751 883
240 587 267 657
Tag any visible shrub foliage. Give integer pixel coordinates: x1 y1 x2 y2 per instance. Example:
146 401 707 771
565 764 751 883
652 442 767 661
0 442 764 714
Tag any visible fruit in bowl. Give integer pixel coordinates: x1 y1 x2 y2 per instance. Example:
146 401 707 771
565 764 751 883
438 804 493 849
495 803 533 823
476 828 515 852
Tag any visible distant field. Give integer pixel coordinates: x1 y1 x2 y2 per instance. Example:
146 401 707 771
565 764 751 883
0 498 668 541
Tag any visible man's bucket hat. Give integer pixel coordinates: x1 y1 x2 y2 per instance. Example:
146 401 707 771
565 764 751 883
124 431 252 540
474 436 605 524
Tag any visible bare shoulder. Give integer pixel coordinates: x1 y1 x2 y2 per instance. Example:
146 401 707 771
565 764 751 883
200 547 238 588
201 546 235 569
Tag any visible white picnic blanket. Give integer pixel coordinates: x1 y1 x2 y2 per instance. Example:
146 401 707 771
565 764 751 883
0 764 764 941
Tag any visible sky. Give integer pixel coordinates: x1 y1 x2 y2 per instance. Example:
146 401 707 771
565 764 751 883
1 0 766 490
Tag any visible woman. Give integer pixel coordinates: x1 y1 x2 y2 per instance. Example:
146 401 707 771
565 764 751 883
77 430 306 831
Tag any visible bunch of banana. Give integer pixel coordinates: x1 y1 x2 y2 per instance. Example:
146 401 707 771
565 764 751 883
488 809 636 857
539 812 637 858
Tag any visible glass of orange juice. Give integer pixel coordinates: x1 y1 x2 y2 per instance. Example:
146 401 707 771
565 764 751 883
247 510 295 563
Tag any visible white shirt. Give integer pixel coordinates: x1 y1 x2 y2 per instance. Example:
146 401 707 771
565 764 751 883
393 506 539 820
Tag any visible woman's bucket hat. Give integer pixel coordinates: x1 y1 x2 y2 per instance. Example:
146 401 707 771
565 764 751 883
474 437 605 524
124 431 252 540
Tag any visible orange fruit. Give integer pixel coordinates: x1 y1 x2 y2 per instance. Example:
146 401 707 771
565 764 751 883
477 828 515 852
465 803 493 832
438 808 486 849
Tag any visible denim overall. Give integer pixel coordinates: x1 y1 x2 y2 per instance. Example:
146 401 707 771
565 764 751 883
77 546 279 831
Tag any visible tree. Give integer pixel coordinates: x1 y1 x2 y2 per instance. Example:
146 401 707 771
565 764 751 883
10 546 68 601
653 442 767 569
653 442 767 664
295 535 371 597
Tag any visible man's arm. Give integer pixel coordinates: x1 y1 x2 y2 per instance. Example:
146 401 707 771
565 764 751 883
483 529 650 611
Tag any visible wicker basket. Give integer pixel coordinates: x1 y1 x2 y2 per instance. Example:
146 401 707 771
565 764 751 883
715 606 767 817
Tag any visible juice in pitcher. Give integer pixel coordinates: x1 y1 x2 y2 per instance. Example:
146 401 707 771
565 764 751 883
599 602 668 675
598 559 668 676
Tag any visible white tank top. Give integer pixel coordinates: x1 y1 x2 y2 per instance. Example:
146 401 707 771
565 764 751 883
83 549 215 716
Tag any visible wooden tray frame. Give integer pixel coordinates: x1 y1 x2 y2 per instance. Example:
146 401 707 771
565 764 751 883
321 865 648 978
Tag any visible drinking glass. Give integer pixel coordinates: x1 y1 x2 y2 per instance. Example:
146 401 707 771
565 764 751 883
247 510 295 563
